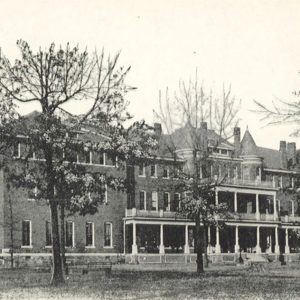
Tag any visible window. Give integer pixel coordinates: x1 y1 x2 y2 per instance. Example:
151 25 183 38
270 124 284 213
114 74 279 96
221 149 228 155
45 221 52 246
138 163 145 177
13 142 20 158
92 151 105 165
163 167 169 179
151 191 158 211
163 192 170 211
106 153 116 166
65 221 74 247
78 150 90 164
86 222 94 247
88 184 107 204
22 220 31 247
150 164 157 177
104 222 112 247
139 191 146 210
64 148 77 162
174 193 181 210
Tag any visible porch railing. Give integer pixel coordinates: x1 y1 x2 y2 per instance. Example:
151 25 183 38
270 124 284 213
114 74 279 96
223 177 275 188
125 208 187 219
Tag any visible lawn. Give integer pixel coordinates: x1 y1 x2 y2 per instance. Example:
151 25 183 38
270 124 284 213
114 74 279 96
0 263 299 299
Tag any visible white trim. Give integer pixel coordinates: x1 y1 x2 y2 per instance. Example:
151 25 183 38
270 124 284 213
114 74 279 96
104 184 108 204
265 168 300 175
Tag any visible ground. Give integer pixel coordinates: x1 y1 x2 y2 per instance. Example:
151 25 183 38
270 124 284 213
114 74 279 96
0 263 299 299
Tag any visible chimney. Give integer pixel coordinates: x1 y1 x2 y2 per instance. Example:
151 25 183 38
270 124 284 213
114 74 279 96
287 142 296 166
200 122 208 151
153 123 162 138
234 127 241 156
279 141 287 169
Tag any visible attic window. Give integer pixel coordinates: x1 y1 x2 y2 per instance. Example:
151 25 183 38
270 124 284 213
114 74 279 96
221 149 228 155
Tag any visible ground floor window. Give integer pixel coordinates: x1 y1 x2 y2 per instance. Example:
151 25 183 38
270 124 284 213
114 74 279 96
45 221 52 246
66 221 74 247
22 220 31 247
86 222 94 247
104 222 112 247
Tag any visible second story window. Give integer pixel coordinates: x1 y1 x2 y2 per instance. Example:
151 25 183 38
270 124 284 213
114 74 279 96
163 192 170 211
163 167 169 179
174 193 181 211
139 191 146 210
150 164 157 177
151 191 158 211
13 142 20 158
138 163 145 177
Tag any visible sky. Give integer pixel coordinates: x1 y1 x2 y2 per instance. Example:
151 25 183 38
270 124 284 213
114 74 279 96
0 0 300 149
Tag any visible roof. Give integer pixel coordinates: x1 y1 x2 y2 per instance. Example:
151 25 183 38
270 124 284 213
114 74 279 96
240 129 257 156
257 147 282 169
158 124 234 156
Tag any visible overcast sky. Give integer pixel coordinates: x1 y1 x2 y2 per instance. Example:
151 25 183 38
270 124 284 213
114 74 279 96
1 0 300 149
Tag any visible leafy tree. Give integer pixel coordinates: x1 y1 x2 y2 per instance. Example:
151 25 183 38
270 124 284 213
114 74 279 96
155 71 240 274
0 40 156 285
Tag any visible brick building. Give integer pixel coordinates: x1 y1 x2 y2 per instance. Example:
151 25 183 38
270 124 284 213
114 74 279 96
1 118 300 265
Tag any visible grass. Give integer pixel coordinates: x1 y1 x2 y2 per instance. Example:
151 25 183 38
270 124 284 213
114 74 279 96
0 263 300 299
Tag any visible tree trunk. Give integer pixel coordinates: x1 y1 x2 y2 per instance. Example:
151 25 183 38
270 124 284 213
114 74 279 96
60 203 67 275
50 201 65 286
195 219 204 274
44 141 65 286
8 194 14 269
203 225 209 268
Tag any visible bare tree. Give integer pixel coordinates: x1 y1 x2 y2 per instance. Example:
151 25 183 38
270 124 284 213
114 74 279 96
155 71 240 274
0 40 156 286
254 87 300 136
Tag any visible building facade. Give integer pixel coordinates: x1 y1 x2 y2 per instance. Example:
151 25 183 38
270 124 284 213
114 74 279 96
1 120 300 265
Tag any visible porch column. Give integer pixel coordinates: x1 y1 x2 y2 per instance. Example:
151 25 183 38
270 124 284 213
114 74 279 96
285 228 290 254
234 192 238 213
132 222 138 254
234 226 240 253
274 226 280 254
256 226 261 253
215 189 218 205
207 226 212 254
256 194 260 220
184 225 190 254
159 224 165 254
215 226 221 254
273 195 277 221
